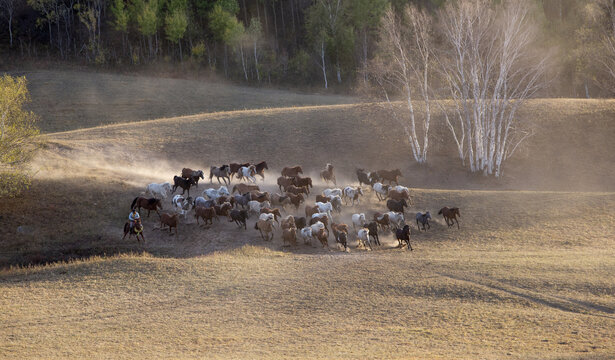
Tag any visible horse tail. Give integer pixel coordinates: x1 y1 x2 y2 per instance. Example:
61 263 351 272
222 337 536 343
130 197 139 210
209 166 215 180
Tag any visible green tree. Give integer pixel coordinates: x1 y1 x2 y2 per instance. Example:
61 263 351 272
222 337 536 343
165 7 188 61
208 2 243 77
348 0 388 83
306 0 354 85
137 0 160 58
0 75 40 198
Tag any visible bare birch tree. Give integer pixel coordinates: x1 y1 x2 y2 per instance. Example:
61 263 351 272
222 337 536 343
439 0 549 177
370 5 436 164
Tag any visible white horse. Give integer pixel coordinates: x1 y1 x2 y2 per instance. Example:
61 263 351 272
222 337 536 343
328 195 343 213
323 188 343 198
386 211 405 230
258 213 276 228
194 196 214 208
203 186 230 200
238 165 257 183
248 200 270 216
357 228 372 250
372 183 390 201
394 185 410 193
352 213 367 230
146 182 172 199
343 186 364 205
310 221 326 237
315 201 333 219
172 194 192 218
300 227 314 245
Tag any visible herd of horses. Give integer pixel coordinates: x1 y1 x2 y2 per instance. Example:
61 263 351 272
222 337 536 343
123 162 461 252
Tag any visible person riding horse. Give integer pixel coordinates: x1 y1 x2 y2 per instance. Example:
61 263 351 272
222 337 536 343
129 208 141 231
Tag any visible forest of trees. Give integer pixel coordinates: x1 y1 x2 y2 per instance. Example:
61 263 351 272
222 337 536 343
0 0 615 97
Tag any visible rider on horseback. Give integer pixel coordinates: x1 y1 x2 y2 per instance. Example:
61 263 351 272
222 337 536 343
129 208 141 230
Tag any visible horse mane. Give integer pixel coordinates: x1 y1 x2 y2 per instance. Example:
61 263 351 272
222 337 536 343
130 197 139 209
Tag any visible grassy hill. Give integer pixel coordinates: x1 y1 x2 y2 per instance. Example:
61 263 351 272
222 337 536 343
0 71 614 358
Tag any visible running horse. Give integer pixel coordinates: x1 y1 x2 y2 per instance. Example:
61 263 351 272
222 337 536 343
438 207 461 229
130 197 162 217
123 218 145 243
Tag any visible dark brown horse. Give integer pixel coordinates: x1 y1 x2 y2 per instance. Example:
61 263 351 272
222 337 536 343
281 165 303 177
292 176 313 193
376 169 402 185
130 197 162 217
123 218 145 243
173 176 195 196
254 161 269 181
229 163 250 181
438 207 460 229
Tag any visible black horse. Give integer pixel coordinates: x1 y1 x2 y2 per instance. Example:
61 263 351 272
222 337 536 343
364 221 381 246
173 175 195 195
395 225 412 251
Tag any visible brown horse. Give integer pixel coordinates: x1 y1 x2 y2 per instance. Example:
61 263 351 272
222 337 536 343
277 176 296 192
281 165 303 177
195 206 217 226
130 197 162 217
376 169 402 185
373 212 391 232
286 193 305 209
229 162 250 181
159 213 179 235
320 163 336 185
123 218 145 243
286 185 309 197
232 183 260 195
292 176 313 193
438 207 460 229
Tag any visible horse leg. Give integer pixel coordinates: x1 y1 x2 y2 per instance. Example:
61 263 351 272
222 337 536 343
455 217 460 229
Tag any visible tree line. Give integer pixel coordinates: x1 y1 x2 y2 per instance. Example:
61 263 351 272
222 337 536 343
1 0 614 95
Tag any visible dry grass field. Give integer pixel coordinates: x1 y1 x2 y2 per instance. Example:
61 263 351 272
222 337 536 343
1 71 614 359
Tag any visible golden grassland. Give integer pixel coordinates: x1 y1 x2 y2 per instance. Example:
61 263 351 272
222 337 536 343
1 72 614 358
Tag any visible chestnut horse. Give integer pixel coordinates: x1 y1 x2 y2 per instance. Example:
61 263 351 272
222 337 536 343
438 207 460 229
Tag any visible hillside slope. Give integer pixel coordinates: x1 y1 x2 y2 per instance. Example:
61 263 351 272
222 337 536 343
16 70 355 132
